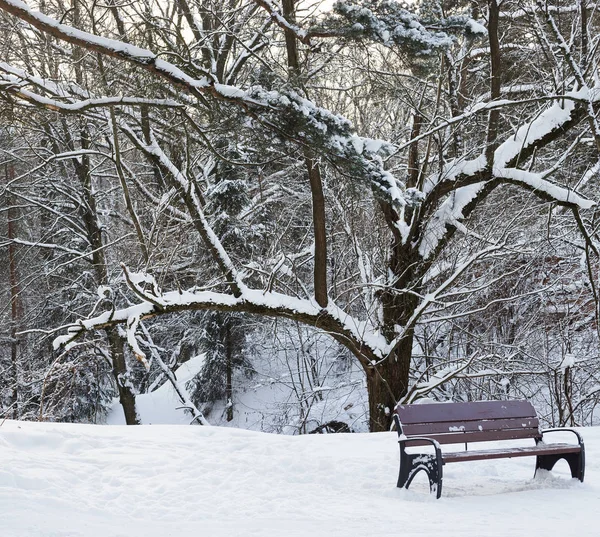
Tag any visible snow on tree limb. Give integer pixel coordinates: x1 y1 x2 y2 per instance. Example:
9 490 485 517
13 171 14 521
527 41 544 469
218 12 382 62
395 94 597 159
0 0 406 211
0 0 161 63
0 61 88 98
389 242 507 350
52 279 390 366
494 167 594 208
535 1 600 152
419 182 487 260
401 354 478 404
493 91 581 168
417 85 597 260
0 82 182 112
117 123 248 297
252 0 309 42
253 0 484 53
311 0 483 54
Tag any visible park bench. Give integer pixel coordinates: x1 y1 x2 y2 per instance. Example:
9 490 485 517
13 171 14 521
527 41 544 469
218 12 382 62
393 400 585 498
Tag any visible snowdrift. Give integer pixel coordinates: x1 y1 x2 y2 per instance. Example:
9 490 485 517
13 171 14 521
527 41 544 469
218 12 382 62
1 420 599 536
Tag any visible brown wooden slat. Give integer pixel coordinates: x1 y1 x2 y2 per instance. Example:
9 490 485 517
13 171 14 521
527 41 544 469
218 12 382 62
402 417 539 437
396 400 536 424
403 428 540 446
442 443 581 463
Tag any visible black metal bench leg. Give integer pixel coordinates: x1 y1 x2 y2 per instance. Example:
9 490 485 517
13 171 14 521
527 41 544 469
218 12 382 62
398 449 444 498
535 450 585 482
397 449 412 489
428 455 443 499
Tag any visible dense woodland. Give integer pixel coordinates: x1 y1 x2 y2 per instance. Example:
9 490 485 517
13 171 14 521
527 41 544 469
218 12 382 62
1 0 600 432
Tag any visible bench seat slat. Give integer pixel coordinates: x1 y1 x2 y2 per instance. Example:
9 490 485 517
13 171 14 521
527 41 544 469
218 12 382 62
396 400 536 424
402 417 539 437
442 443 581 463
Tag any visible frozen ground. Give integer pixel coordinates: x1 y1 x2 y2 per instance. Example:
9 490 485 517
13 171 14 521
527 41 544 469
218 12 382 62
1 419 599 537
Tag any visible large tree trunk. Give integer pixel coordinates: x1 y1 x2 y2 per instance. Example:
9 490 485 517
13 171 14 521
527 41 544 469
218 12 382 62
366 228 421 431
366 334 413 432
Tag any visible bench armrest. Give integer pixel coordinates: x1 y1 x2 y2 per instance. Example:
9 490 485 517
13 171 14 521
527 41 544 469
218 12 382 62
540 427 584 447
399 436 442 451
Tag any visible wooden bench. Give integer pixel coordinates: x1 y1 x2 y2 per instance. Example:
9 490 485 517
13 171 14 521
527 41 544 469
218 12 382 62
393 400 585 498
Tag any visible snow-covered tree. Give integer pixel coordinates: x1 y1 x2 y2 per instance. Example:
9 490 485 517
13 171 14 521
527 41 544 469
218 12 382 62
1 0 599 431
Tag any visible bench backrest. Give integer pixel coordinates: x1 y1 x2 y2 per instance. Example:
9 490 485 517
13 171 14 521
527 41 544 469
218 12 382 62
394 400 541 445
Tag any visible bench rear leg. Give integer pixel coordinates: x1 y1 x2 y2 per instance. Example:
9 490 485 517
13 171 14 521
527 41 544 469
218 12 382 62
535 451 585 482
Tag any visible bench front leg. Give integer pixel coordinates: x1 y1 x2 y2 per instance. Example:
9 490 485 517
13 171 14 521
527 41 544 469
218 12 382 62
398 437 444 498
535 428 585 482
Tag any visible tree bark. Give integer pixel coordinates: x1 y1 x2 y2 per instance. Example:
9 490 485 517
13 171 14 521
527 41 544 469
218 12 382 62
282 0 300 74
225 321 234 422
580 0 588 64
485 0 501 166
305 156 328 308
282 0 328 308
370 231 422 431
366 336 413 432
6 162 21 419
63 117 140 425
107 327 140 425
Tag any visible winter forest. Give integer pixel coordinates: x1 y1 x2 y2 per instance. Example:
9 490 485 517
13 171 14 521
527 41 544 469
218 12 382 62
1 0 600 434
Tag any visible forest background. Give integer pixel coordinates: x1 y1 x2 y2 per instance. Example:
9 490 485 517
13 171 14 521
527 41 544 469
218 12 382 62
1 0 599 433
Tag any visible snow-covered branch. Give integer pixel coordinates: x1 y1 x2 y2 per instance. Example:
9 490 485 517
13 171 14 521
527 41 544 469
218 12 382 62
401 354 478 404
117 122 247 297
53 277 390 370
387 242 507 356
0 0 406 211
416 86 597 260
1 83 183 112
310 0 485 53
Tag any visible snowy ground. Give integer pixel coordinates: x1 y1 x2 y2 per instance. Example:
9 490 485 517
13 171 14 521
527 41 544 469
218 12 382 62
1 420 599 537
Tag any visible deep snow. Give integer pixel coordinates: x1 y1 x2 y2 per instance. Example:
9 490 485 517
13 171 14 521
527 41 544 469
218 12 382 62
1 420 599 536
